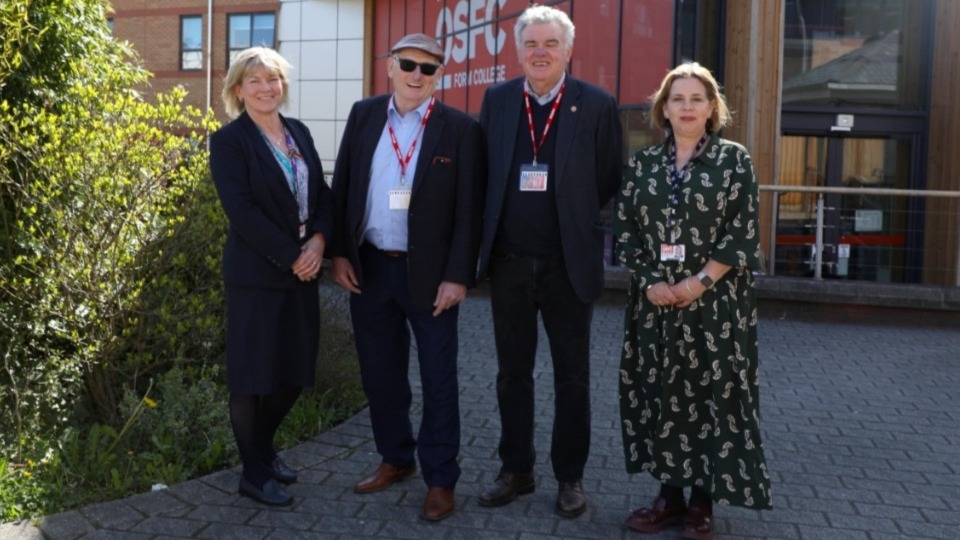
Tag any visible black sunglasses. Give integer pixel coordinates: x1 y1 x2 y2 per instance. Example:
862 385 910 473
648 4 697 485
393 55 441 76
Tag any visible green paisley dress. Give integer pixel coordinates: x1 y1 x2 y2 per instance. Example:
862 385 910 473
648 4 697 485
614 134 772 509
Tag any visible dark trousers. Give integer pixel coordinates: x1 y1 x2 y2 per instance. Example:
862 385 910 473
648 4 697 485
349 245 461 488
488 251 593 482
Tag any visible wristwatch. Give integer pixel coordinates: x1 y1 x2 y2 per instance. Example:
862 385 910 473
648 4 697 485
696 271 714 288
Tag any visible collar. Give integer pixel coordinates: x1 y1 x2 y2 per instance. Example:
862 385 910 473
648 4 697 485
388 94 434 120
663 132 723 169
524 73 566 105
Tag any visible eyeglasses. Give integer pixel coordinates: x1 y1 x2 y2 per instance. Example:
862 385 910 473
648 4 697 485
393 55 441 76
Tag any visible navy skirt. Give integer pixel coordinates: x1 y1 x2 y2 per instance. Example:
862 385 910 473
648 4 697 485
225 283 320 394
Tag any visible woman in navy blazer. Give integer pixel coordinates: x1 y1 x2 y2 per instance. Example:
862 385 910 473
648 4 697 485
210 47 332 507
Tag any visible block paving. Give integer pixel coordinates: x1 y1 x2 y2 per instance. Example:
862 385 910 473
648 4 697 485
2 286 958 539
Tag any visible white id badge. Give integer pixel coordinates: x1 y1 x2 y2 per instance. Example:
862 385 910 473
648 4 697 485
519 163 549 192
660 243 685 262
389 188 411 210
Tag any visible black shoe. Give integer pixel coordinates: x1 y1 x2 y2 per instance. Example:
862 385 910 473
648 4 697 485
478 473 535 507
556 480 587 518
265 456 297 484
239 477 293 507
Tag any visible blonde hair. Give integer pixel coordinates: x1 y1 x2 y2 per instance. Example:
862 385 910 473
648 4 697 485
221 47 292 118
648 62 731 133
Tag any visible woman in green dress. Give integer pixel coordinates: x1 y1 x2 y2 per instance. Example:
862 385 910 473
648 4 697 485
614 63 771 540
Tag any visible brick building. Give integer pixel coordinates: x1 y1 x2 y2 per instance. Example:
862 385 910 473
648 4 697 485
107 0 363 173
108 0 281 123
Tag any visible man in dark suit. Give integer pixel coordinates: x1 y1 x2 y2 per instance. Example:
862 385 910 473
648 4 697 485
475 5 623 518
329 33 484 522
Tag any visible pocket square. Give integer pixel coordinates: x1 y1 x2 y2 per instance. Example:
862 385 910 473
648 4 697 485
432 156 452 165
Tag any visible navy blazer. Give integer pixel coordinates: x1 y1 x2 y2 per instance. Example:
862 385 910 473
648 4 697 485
477 76 623 303
210 112 333 288
329 95 485 311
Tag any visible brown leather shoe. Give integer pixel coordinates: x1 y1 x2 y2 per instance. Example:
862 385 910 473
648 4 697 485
556 480 587 518
624 496 687 533
353 462 417 494
680 502 714 540
421 486 455 521
478 472 535 507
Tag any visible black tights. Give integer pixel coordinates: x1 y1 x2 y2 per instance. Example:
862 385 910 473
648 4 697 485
659 483 713 514
229 385 302 488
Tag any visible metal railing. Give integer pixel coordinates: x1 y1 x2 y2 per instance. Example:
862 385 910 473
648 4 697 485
760 185 960 285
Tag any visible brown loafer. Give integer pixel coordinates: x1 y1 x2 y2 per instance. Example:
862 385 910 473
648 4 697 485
624 496 687 533
478 472 535 507
680 502 714 540
421 486 455 521
353 462 417 494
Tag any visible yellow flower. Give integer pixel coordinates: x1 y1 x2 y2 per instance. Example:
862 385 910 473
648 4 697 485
143 397 158 409
23 471 32 478
26 460 36 468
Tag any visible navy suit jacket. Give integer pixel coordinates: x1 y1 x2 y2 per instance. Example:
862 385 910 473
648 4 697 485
329 95 485 311
477 76 623 303
210 112 333 288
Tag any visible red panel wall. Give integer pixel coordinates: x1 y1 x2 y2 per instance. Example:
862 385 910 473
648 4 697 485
618 0 674 104
571 0 618 96
372 0 674 113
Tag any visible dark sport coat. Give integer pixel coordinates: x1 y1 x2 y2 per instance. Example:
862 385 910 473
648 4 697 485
329 95 485 311
210 111 333 288
477 75 623 303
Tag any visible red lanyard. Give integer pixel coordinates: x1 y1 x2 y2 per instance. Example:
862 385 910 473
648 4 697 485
387 97 435 185
523 84 564 165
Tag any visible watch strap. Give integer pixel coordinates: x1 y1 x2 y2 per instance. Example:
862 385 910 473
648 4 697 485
697 271 714 288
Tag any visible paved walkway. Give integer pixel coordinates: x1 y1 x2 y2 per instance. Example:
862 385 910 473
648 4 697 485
3 287 959 539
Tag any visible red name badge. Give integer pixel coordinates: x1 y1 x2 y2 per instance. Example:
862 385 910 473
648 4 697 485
660 243 685 262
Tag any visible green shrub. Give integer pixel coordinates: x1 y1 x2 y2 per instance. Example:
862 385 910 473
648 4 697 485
0 84 217 454
115 366 234 486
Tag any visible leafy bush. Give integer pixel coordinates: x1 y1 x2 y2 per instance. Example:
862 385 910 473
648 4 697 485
0 83 217 453
113 366 234 488
0 0 146 110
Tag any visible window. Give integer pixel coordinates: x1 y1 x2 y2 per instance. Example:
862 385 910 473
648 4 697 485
782 0 928 108
181 15 203 70
675 0 724 76
228 12 276 65
106 18 114 34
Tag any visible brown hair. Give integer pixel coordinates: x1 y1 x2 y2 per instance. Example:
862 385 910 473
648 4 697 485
648 62 731 133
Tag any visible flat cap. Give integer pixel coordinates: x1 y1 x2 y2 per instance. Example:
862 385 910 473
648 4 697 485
391 33 445 64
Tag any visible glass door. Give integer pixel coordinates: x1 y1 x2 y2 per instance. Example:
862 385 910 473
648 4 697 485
774 134 918 282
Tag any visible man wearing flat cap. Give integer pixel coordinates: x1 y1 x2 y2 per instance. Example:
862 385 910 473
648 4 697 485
329 33 485 521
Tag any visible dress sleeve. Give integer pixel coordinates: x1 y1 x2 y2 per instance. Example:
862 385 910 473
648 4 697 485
710 143 763 271
614 149 663 288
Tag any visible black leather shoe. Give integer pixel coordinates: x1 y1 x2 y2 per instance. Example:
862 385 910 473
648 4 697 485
239 477 293 507
556 480 587 518
265 456 297 484
478 473 535 507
